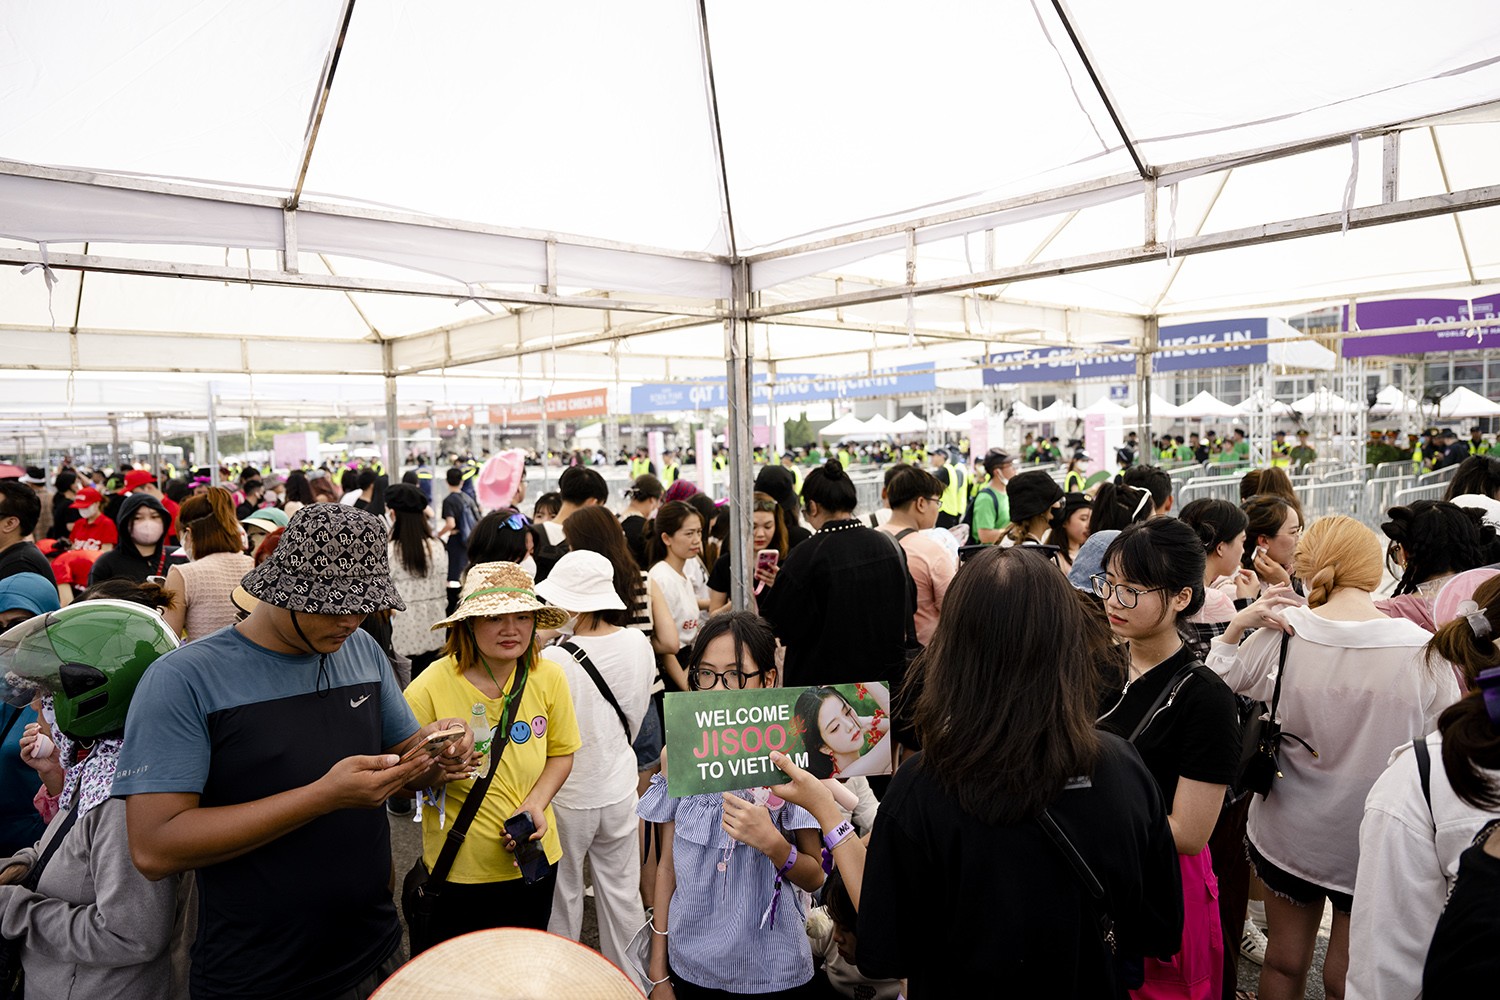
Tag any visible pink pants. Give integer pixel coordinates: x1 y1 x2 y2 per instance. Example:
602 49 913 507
1132 847 1223 1000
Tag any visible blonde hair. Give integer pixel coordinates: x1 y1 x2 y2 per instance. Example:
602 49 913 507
1294 515 1383 607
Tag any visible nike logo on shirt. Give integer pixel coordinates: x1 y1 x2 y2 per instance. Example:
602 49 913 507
350 694 371 708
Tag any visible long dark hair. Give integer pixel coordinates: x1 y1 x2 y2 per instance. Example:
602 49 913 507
1446 455 1500 501
795 685 859 779
1382 500 1499 596
686 612 777 688
1430 576 1500 808
560 505 645 628
390 507 433 576
467 510 530 566
648 500 700 567
283 471 314 505
911 547 1105 824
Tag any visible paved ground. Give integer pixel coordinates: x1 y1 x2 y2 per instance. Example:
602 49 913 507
391 810 1329 997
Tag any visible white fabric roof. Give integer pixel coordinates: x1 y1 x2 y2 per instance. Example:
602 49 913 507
818 414 868 437
2 0 1500 412
1291 388 1360 415
1437 386 1500 418
1177 390 1240 419
1369 384 1421 416
891 412 927 433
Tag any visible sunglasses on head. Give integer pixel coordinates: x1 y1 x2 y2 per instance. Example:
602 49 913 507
503 512 531 531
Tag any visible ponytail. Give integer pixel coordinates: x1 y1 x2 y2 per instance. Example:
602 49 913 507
1438 691 1500 810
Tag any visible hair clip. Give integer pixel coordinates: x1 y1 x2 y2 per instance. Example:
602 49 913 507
1458 600 1493 640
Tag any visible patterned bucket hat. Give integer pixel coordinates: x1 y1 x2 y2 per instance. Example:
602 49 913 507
239 503 406 615
430 561 571 631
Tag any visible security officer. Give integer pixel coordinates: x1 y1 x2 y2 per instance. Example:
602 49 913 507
629 448 655 478
659 450 679 485
929 445 968 529
1469 427 1491 456
779 451 803 494
1270 430 1293 469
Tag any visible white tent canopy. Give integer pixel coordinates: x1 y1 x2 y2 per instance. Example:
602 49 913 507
817 413 868 439
1177 391 1240 419
1030 399 1081 424
1437 386 1500 419
1080 397 1126 416
1369 384 1422 417
1149 394 1183 419
1 0 1499 406
890 411 927 434
1291 388 1361 415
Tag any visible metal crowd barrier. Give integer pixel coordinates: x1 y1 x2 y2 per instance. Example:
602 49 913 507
1178 475 1246 506
1391 482 1449 506
1297 480 1368 522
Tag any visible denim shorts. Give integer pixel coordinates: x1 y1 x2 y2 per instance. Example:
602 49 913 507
1246 839 1353 914
633 693 665 771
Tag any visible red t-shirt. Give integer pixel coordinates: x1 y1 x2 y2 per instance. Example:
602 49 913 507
68 515 118 552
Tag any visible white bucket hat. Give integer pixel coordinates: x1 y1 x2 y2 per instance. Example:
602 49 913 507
534 551 625 614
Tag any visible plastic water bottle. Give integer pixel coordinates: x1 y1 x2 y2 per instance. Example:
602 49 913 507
470 703 493 757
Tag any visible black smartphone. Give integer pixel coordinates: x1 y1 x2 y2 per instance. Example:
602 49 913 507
503 811 549 884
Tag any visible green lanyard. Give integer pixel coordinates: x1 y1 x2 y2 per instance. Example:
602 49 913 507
476 653 528 725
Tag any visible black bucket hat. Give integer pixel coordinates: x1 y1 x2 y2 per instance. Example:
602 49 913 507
1007 470 1065 523
239 503 406 615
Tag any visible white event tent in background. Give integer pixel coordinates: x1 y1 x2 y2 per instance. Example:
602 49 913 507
1437 386 1500 419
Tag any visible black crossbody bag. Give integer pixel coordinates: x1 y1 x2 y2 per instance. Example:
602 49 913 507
558 640 632 741
1037 808 1145 991
1236 633 1317 799
401 667 528 956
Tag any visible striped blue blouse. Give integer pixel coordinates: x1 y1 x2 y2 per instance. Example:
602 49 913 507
638 775 818 993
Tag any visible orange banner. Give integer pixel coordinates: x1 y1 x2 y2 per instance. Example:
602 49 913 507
398 408 476 431
490 388 609 425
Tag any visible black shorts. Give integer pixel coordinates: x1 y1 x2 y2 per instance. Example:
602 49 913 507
1246 839 1353 914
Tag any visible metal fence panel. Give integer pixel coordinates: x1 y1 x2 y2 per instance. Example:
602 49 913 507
1178 476 1246 506
1418 465 1459 488
1393 483 1449 506
1361 475 1413 528
1297 481 1368 522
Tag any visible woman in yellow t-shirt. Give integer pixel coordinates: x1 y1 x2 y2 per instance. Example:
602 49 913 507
405 561 582 943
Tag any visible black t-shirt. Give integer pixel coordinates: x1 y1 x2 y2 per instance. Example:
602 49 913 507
757 519 911 691
47 494 78 540
785 522 812 550
621 514 648 569
441 491 478 547
857 741 1183 998
1097 643 1240 807
1424 834 1500 997
707 553 732 594
0 542 56 586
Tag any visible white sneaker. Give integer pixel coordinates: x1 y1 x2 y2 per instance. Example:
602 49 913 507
1240 922 1268 965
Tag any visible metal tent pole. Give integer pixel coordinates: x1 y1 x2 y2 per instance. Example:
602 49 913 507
724 262 754 611
206 383 220 487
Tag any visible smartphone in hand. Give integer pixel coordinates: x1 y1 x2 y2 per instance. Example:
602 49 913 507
504 811 550 884
398 727 466 764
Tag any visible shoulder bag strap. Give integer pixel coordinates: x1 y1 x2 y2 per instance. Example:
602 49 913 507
1036 809 1116 954
21 806 80 892
1413 737 1434 823
427 667 529 889
1268 632 1291 723
560 640 631 740
894 528 918 542
1125 659 1199 743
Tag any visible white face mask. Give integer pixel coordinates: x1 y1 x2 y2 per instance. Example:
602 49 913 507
130 518 165 546
79 505 100 520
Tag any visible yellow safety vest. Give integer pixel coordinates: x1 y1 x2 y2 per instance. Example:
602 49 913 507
630 458 651 478
938 464 968 517
837 448 851 469
1065 470 1086 493
660 463 678 484
1270 441 1291 469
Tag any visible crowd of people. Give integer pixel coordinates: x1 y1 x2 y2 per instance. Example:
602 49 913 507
1 443 1500 1000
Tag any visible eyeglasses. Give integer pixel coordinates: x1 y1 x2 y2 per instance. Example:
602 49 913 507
1090 575 1166 609
689 667 765 690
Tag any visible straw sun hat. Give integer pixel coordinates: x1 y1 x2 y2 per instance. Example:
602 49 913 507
430 561 572 631
371 928 644 1000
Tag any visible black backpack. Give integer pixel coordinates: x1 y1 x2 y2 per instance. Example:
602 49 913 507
532 524 569 582
962 487 1001 544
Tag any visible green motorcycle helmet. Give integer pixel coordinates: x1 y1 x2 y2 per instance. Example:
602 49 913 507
0 599 179 740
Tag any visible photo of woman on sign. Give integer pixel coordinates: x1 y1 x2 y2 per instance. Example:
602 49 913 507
795 681 891 779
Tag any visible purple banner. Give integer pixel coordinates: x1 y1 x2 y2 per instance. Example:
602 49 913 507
1341 298 1500 357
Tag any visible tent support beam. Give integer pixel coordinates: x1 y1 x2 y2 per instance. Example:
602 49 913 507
1048 0 1149 180
749 182 1500 319
289 0 358 211
0 247 721 319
